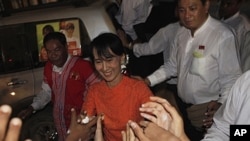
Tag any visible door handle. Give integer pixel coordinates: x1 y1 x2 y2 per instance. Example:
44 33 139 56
7 79 27 86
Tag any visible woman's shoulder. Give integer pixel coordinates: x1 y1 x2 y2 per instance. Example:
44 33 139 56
124 76 147 87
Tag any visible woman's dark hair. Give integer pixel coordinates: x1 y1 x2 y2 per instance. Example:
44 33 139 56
43 32 67 47
90 33 125 62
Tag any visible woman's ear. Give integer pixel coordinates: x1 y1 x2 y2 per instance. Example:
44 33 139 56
120 53 126 65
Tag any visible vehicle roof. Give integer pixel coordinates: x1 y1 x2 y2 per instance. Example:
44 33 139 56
0 0 116 40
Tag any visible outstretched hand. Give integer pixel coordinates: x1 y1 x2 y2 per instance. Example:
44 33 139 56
139 96 189 141
122 120 181 141
66 108 97 141
0 105 23 141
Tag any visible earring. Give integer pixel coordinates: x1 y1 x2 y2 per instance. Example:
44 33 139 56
121 54 129 75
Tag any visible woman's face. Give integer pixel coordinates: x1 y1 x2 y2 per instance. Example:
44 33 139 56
93 48 124 87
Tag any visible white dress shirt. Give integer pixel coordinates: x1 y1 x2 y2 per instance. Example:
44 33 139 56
222 12 250 72
202 70 250 141
115 0 152 40
133 22 181 84
241 31 250 72
148 16 242 104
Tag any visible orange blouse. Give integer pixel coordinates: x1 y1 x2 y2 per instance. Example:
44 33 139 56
82 75 153 141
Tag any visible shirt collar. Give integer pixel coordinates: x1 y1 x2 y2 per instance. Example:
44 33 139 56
222 12 240 23
193 15 211 37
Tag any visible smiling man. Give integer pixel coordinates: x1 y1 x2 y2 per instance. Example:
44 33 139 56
144 0 242 140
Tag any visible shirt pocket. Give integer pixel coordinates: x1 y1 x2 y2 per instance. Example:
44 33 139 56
190 57 207 76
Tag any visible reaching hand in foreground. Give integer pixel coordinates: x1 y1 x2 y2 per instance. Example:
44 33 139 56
139 96 190 141
122 120 181 141
66 108 104 141
0 105 23 141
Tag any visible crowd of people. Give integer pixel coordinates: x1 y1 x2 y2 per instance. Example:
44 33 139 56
1 0 250 141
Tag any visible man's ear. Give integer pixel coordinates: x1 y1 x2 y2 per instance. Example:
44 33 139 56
205 0 210 13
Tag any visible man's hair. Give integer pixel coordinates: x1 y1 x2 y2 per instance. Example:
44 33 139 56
177 0 207 5
43 32 67 46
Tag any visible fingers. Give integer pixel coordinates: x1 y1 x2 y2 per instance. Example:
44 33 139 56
129 123 136 141
94 115 104 141
140 99 172 129
69 108 77 128
138 120 150 129
0 105 22 141
158 99 180 121
77 111 87 124
128 121 147 141
5 118 22 141
125 122 132 141
121 131 126 141
141 103 164 111
122 121 139 141
87 116 98 127
0 105 12 141
203 117 213 129
96 115 103 130
140 112 157 123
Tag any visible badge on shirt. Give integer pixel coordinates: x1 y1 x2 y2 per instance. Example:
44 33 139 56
193 45 205 58
70 71 80 80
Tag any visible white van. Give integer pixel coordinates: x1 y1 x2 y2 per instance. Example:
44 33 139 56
0 0 115 140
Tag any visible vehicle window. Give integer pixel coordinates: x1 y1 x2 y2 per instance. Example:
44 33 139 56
0 18 91 75
0 24 32 74
35 18 91 62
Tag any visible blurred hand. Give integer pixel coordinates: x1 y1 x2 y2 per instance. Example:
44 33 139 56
122 120 149 141
117 29 130 48
66 108 98 141
140 96 189 141
203 100 221 129
17 106 34 120
94 114 104 141
0 105 23 141
122 120 181 141
140 121 181 141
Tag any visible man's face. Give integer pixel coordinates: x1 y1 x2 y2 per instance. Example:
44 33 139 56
45 39 68 67
219 0 240 20
178 0 209 34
